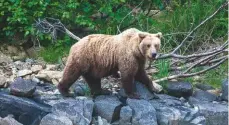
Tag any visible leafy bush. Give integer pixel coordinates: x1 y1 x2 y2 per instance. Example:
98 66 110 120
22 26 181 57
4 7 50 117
0 0 227 63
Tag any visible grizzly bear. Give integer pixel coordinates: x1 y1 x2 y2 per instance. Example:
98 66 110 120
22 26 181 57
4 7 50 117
58 28 162 98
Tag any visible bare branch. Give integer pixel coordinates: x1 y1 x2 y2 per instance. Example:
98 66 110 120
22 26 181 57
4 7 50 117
34 17 81 42
157 1 228 59
153 57 228 83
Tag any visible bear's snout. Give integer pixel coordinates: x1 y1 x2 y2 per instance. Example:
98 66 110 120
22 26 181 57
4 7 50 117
152 53 157 58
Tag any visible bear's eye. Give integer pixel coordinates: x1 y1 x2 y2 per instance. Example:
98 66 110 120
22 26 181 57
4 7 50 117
147 45 151 48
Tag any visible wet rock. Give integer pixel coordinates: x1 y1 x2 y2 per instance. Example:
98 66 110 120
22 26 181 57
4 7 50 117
40 113 73 125
150 94 206 125
127 99 157 125
152 94 184 107
167 81 193 98
195 83 214 91
10 77 36 97
94 95 122 123
221 79 228 101
92 116 111 125
119 106 132 125
119 81 157 100
52 97 94 125
192 89 217 102
0 93 51 125
73 81 89 96
0 75 7 88
192 101 228 125
0 115 23 125
17 69 32 77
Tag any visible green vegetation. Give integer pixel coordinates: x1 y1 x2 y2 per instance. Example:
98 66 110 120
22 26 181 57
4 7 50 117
0 0 227 87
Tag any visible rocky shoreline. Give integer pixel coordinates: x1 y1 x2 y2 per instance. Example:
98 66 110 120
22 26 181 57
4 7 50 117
0 53 228 125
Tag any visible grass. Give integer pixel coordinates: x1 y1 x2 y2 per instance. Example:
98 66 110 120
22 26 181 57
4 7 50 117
154 60 228 89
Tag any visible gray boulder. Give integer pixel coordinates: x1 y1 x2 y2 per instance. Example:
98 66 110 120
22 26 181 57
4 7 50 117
118 81 157 100
94 95 122 123
0 115 23 125
150 94 206 125
0 75 7 88
192 89 217 102
127 99 157 125
192 101 228 125
119 106 132 125
221 79 228 101
0 93 51 125
73 81 89 96
167 81 193 98
40 113 73 125
17 69 33 77
10 77 36 97
52 97 94 125
195 83 214 91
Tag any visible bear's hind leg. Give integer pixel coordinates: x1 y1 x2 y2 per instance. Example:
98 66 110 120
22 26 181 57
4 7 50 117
58 65 81 97
83 74 111 96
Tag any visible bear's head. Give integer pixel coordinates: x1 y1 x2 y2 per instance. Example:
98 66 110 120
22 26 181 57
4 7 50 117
138 32 162 60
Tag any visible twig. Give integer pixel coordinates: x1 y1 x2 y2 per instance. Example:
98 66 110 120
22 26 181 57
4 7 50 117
153 57 228 83
157 2 228 59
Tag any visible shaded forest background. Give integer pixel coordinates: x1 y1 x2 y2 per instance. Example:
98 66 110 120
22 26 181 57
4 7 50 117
0 0 228 87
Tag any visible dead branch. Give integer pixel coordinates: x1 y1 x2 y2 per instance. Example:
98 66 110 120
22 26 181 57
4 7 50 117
153 57 228 83
34 17 81 42
151 2 228 83
157 1 228 59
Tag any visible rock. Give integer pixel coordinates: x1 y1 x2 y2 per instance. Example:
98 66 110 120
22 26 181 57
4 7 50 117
119 106 132 125
35 70 63 82
31 65 43 73
40 113 73 125
45 64 58 70
150 94 206 125
10 77 36 97
152 94 184 107
127 99 157 125
32 77 40 83
221 79 228 101
0 115 23 125
192 89 217 102
52 97 94 125
195 83 214 91
17 69 33 77
0 75 7 88
0 93 51 125
191 101 228 125
0 52 12 65
25 58 35 64
94 95 122 123
14 60 32 70
92 116 111 125
119 81 157 100
73 81 89 96
207 89 221 96
51 78 59 85
167 81 193 98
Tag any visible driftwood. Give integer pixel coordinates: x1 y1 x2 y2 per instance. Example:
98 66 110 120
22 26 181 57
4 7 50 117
34 1 228 83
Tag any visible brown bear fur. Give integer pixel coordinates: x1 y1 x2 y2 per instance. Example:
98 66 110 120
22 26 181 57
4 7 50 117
58 28 162 98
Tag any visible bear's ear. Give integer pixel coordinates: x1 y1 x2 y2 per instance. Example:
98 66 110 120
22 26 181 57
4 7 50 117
156 32 162 39
138 33 146 41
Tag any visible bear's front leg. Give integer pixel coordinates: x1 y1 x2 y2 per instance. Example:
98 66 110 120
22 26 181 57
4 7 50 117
119 61 140 99
135 68 159 93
